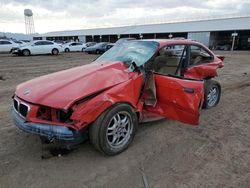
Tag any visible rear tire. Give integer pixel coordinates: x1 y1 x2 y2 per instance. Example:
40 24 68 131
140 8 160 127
22 49 30 56
96 50 100 54
89 104 138 155
203 80 221 109
52 48 59 55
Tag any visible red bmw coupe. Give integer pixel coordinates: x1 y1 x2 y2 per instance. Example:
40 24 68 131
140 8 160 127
12 39 224 155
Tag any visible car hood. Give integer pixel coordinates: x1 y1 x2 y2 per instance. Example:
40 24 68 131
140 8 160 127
15 61 130 109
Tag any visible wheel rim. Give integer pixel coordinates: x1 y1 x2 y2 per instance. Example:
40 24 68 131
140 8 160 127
106 111 133 149
207 86 219 107
23 50 29 56
53 49 58 55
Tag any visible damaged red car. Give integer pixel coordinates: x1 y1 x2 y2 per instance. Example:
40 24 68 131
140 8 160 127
11 39 224 155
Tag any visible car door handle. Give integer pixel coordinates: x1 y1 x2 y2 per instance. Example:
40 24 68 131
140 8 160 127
183 88 195 93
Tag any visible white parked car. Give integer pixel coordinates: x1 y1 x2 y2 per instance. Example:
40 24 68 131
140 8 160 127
0 39 19 53
12 40 63 56
63 42 87 52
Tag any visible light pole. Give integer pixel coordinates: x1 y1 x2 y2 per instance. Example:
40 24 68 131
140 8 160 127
139 34 143 39
231 32 238 51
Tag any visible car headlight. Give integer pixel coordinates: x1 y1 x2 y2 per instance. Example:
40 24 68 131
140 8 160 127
56 109 72 123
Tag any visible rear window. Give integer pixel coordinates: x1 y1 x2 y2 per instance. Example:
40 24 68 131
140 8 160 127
190 45 213 65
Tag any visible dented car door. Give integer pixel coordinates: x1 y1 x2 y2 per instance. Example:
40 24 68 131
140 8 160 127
184 44 224 80
146 73 204 125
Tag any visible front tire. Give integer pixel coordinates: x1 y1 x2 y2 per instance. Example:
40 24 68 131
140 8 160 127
52 48 59 55
89 104 138 155
22 49 30 56
65 48 70 53
203 80 221 109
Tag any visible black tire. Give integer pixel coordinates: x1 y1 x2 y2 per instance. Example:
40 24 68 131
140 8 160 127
203 79 221 109
89 103 138 155
96 50 100 54
52 48 59 55
65 48 70 53
82 48 85 52
22 49 30 56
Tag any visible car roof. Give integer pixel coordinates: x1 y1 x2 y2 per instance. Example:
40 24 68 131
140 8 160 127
33 40 54 42
139 39 206 48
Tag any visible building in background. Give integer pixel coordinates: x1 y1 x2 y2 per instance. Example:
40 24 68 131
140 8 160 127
34 15 250 50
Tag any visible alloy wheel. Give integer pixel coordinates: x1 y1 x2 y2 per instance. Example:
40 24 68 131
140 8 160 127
207 87 219 107
106 111 133 149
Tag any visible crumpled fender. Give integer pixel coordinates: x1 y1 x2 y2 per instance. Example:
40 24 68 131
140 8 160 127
70 73 144 129
185 58 224 80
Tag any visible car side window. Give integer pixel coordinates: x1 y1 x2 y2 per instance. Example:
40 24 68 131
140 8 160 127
152 44 187 76
1 41 12 45
189 45 213 65
34 42 42 45
42 41 53 45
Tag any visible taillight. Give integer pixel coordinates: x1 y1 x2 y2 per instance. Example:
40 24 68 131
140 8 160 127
216 55 225 61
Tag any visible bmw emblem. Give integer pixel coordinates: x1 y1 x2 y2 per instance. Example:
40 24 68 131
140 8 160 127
23 89 30 96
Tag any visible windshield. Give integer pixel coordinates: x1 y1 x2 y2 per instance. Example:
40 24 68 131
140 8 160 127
95 41 159 68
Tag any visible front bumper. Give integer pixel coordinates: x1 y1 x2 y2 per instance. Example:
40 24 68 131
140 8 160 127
11 108 77 141
11 48 22 55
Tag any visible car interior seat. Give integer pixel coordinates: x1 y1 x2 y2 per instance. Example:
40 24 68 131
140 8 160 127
190 50 203 65
154 49 180 75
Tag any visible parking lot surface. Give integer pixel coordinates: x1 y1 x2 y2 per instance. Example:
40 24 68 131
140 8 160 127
0 51 249 188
